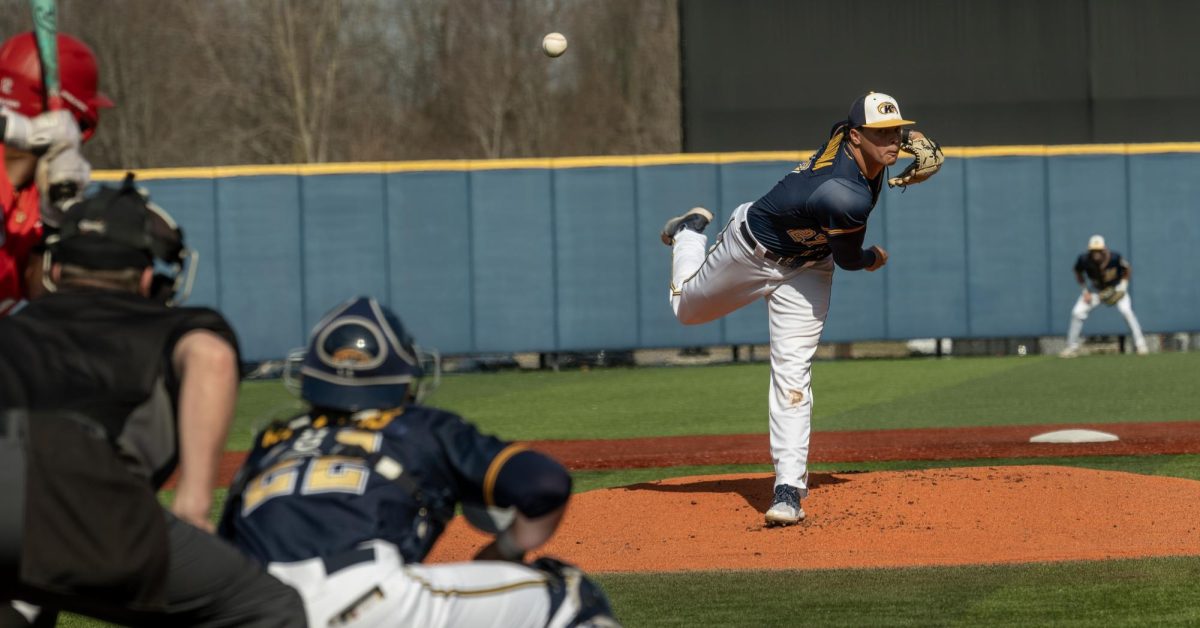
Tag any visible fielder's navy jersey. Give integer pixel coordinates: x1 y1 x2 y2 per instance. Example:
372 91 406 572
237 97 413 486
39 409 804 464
746 126 884 260
219 406 515 565
1074 251 1129 290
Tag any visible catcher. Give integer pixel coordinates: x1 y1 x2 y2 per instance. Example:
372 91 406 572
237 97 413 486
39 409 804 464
1060 234 1148 357
220 296 620 628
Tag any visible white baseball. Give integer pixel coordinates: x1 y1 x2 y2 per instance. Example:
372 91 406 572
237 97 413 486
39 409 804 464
542 32 567 57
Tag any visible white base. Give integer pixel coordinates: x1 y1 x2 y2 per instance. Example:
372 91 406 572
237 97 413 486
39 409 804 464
1029 429 1119 444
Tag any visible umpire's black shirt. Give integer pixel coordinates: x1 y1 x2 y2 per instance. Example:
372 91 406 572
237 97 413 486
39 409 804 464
0 289 239 488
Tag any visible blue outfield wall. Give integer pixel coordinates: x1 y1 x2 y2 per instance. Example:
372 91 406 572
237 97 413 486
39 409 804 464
100 145 1200 361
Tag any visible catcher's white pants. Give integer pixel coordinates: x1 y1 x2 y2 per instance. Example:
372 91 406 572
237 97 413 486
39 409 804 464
670 202 833 495
1066 291 1147 353
268 540 569 628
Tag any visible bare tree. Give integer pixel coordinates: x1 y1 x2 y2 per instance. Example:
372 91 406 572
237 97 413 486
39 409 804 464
1 0 681 168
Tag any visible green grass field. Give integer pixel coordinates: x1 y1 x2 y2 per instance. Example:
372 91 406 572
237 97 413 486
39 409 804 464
596 557 1200 627
230 352 1200 448
65 352 1200 626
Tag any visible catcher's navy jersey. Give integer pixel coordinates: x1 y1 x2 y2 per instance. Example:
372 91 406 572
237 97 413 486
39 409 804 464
219 406 515 565
746 126 884 260
1075 251 1129 290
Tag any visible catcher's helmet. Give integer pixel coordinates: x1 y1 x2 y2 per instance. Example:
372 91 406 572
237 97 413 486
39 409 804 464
298 297 440 412
0 32 114 141
45 173 197 304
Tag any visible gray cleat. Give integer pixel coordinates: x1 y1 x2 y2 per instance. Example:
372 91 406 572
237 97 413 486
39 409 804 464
661 207 714 246
764 484 805 526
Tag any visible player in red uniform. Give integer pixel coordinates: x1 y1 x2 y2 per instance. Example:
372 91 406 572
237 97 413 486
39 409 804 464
0 31 112 314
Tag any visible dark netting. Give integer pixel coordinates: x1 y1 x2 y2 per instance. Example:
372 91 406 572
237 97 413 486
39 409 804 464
680 0 1200 150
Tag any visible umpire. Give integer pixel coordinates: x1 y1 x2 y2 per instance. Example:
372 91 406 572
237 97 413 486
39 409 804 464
0 175 305 626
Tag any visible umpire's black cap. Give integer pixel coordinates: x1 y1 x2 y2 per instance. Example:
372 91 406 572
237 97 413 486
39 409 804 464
50 173 156 270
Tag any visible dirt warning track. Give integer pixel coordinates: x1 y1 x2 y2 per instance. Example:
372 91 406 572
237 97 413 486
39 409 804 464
197 420 1200 489
525 421 1200 470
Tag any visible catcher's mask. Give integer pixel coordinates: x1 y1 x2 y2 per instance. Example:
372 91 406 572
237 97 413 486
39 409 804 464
287 296 441 412
42 173 197 305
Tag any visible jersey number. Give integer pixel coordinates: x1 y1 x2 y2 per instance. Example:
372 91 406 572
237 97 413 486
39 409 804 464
241 430 381 516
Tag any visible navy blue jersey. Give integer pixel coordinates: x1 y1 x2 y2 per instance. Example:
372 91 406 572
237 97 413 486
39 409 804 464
746 126 884 260
1074 251 1129 290
219 406 517 565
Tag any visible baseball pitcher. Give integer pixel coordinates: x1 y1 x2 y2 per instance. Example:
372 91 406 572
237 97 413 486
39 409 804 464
1060 234 1148 357
659 92 942 526
220 297 620 628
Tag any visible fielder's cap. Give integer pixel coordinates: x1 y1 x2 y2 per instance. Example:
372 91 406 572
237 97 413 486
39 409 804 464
1088 234 1106 250
848 92 915 129
50 173 155 270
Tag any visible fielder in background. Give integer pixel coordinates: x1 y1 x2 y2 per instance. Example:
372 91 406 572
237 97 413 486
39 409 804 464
659 92 943 526
219 296 620 628
0 31 110 316
1059 234 1148 357
0 176 304 626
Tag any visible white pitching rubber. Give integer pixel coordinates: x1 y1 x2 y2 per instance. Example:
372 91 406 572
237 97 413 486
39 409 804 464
1029 429 1119 444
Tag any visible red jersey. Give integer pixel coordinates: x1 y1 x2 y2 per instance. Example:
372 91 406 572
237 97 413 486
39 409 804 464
0 144 43 315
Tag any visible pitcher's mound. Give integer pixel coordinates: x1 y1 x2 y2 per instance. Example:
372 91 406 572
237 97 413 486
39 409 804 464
426 466 1200 572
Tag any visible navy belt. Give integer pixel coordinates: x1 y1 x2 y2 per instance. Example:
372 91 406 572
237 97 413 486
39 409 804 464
739 221 806 268
323 546 376 575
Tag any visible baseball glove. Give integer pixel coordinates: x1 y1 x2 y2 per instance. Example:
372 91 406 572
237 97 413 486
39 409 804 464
1099 286 1125 305
888 128 944 188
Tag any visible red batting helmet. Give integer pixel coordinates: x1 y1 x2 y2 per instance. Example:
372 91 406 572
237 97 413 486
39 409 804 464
0 32 113 142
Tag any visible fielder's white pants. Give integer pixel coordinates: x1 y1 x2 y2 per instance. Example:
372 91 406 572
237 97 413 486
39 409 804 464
670 202 833 496
268 540 578 628
1066 292 1147 353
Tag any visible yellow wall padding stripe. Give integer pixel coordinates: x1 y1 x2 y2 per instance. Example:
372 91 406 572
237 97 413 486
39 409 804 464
482 444 528 508
91 153 813 181
91 143 1200 181
944 142 1200 158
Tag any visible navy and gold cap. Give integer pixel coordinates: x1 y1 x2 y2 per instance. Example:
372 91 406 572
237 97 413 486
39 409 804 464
848 92 915 129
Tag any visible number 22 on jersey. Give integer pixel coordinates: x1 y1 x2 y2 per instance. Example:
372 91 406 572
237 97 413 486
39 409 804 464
241 429 382 516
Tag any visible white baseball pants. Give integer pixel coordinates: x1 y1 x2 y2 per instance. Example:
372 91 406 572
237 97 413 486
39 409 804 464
670 202 834 495
268 540 579 628
1065 291 1147 353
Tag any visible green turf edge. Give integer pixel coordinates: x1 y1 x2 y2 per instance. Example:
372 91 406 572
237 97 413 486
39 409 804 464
594 556 1200 628
230 352 1200 446
569 454 1200 493
63 555 1200 628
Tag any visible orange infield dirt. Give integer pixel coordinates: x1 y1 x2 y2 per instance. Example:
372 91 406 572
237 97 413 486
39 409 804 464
200 421 1200 572
426 467 1200 572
